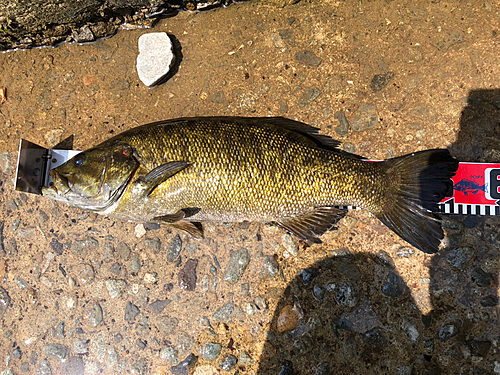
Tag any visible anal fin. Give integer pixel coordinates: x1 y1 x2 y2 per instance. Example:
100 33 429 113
273 206 347 245
170 221 204 239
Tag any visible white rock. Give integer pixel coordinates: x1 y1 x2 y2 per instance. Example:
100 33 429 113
136 32 175 87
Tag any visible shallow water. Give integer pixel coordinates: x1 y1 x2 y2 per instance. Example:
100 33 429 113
0 1 499 374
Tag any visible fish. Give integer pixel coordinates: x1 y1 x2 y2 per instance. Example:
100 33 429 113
453 178 485 196
42 117 459 254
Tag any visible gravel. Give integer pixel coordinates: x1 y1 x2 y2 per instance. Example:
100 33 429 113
223 248 250 284
167 235 182 262
212 301 234 323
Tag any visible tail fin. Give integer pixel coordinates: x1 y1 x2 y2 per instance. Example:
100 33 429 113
375 150 458 254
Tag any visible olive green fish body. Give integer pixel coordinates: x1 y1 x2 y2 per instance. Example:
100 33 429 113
43 117 458 254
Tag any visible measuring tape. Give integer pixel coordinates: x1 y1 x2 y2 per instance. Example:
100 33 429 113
438 162 500 216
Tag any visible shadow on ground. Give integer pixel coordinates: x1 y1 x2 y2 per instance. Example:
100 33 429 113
256 90 500 374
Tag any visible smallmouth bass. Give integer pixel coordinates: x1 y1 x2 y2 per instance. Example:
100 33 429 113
42 117 458 253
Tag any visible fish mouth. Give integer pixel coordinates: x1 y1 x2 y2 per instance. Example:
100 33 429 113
45 169 72 195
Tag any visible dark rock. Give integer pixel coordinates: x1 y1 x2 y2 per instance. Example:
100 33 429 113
0 222 4 255
125 301 140 322
43 343 68 361
332 318 353 338
469 339 491 357
363 327 388 348
300 268 318 286
462 215 480 228
480 295 498 307
351 103 378 131
49 238 64 255
0 287 11 319
370 71 395 92
148 299 171 314
145 223 161 230
117 242 131 260
109 262 122 275
438 323 458 341
170 353 198 375
445 246 476 271
136 338 147 350
334 281 359 308
470 267 492 287
279 360 294 375
313 284 326 302
178 259 198 291
167 235 182 262
334 111 350 135
13 346 22 359
315 363 329 375
218 354 238 371
213 301 234 323
375 250 395 269
295 50 322 66
223 248 250 284
382 272 405 297
61 356 84 375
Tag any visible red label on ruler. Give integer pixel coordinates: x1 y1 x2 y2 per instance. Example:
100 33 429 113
439 162 500 215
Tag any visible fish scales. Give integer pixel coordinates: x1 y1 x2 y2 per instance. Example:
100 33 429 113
43 117 458 253
105 118 383 222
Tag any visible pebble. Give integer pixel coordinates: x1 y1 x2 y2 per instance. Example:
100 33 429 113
212 301 234 323
300 268 318 286
135 224 147 238
370 71 395 92
293 335 314 354
351 103 378 131
49 238 64 255
117 242 131 260
445 246 476 271
109 262 122 275
90 331 107 362
176 331 195 353
239 352 253 365
298 87 321 107
137 33 175 87
334 111 350 135
145 238 161 252
73 25 94 43
136 338 147 350
340 298 381 334
171 353 198 375
71 237 99 257
149 299 172 314
277 305 299 332
469 339 491 357
21 362 29 372
223 248 250 284
43 343 68 361
363 327 388 348
342 142 356 153
246 302 258 315
62 356 84 375
129 253 141 273
480 295 498 307
179 259 198 290
403 320 420 343
203 343 222 361
295 50 322 66
167 235 182 262
218 354 237 371
125 301 140 322
12 346 22 359
315 363 329 375
438 323 458 341
424 338 435 353
103 242 115 263
278 361 293 375
441 218 464 249
313 284 326 302
375 250 396 269
73 338 89 354
282 233 299 256
106 348 119 369
470 266 492 287
84 361 100 374
260 256 279 280
36 360 52 375
0 152 12 173
84 302 103 327
395 247 414 258
161 346 179 363
106 279 126 298
334 280 359 308
156 316 179 335
382 272 405 297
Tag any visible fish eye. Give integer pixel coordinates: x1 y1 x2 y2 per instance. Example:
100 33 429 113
122 146 132 158
73 154 85 167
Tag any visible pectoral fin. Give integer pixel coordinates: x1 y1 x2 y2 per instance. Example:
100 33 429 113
139 161 192 196
273 207 347 245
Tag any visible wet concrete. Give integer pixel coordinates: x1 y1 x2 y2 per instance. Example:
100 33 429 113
0 1 499 374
